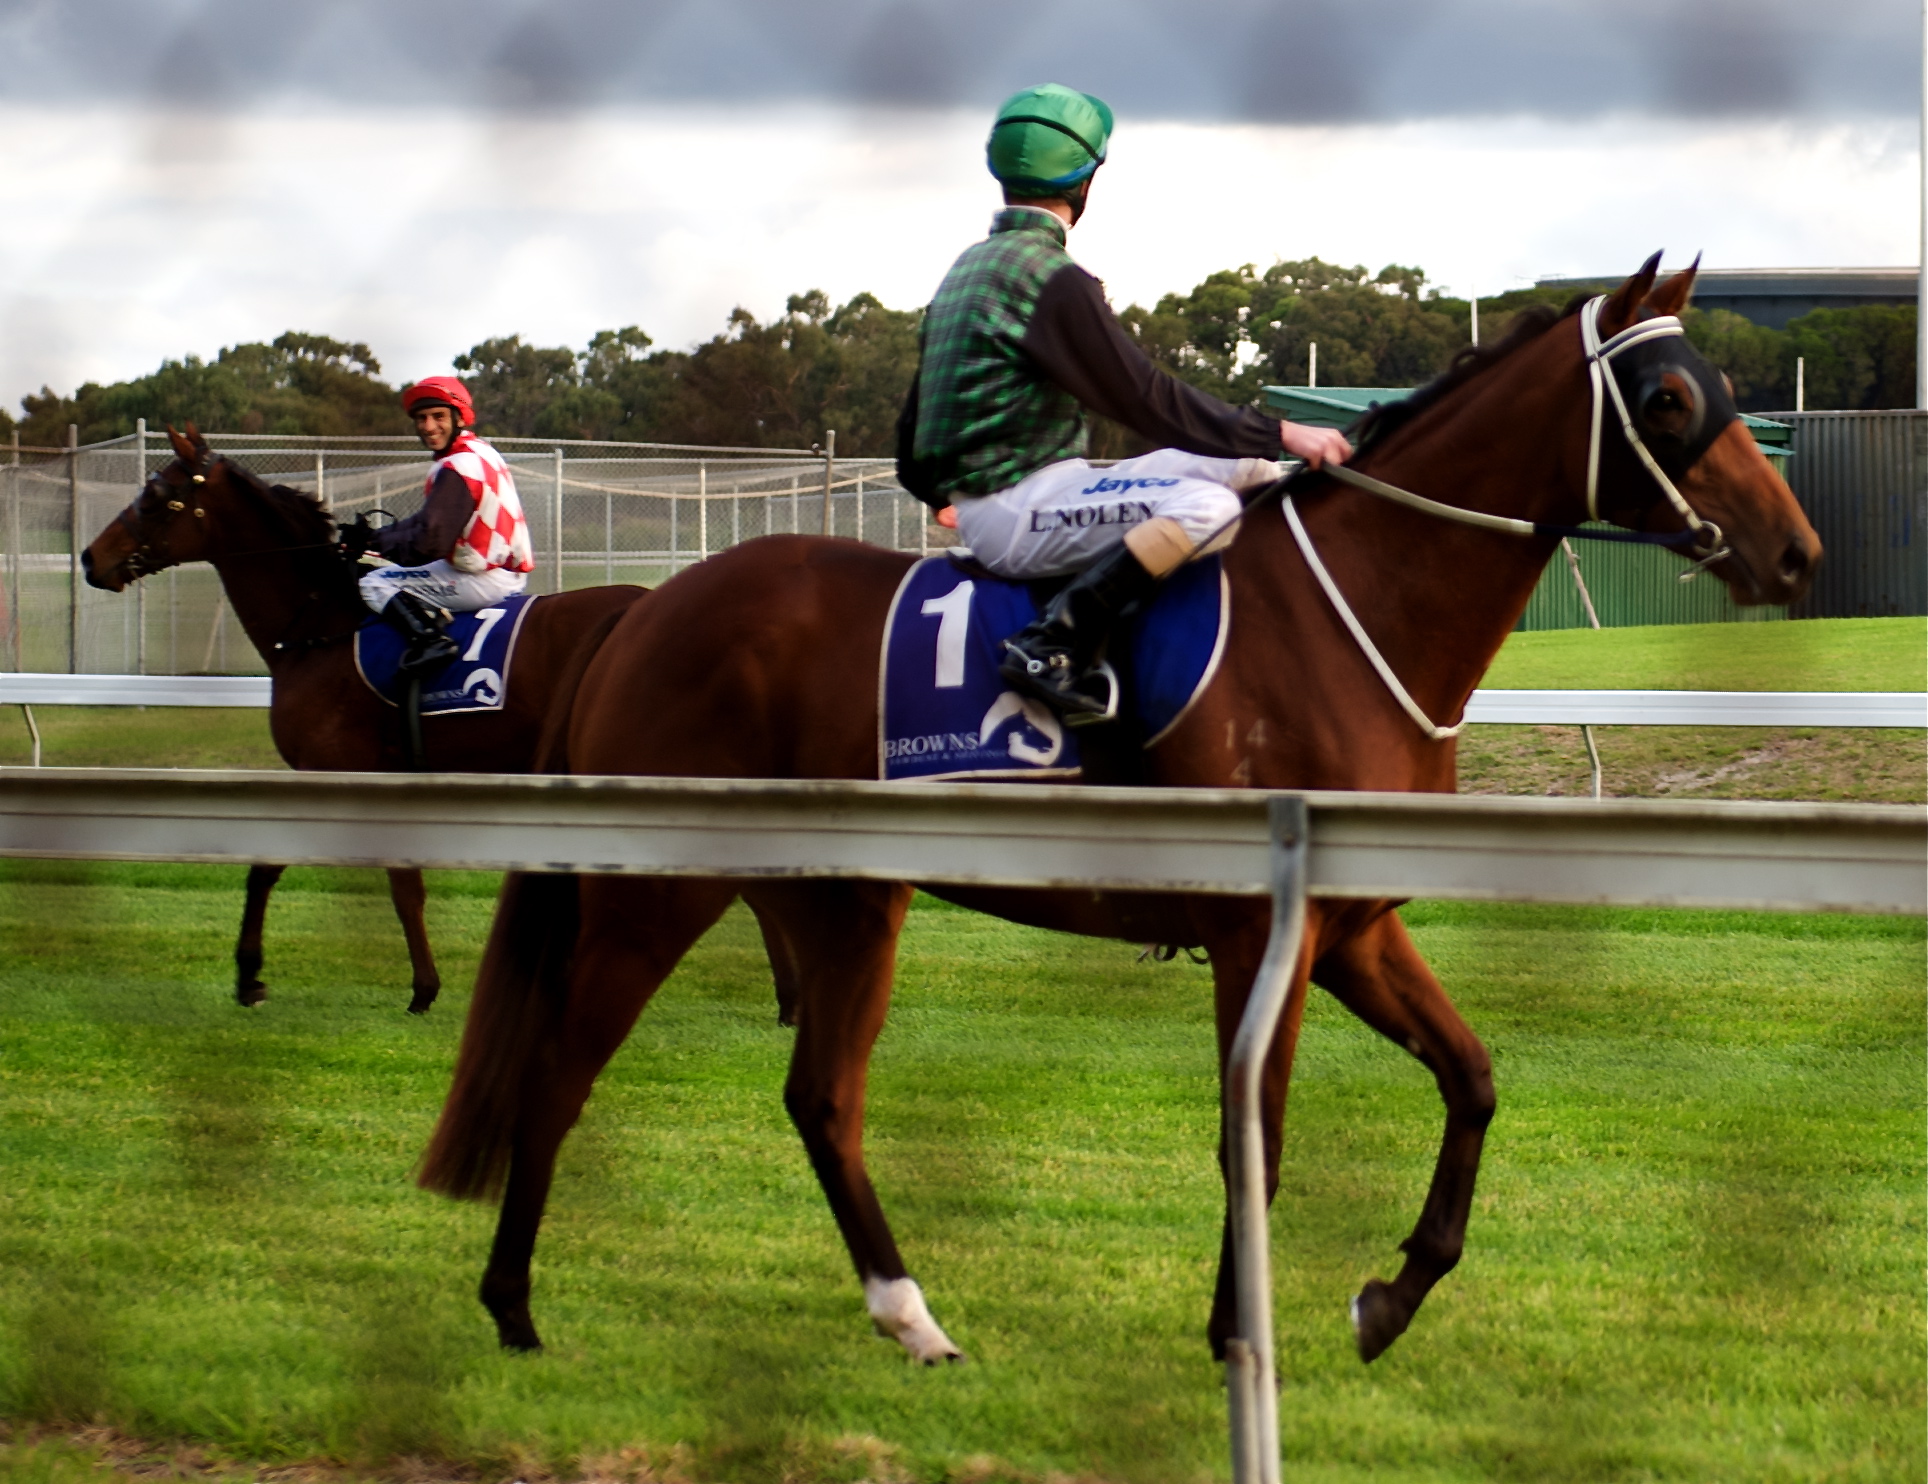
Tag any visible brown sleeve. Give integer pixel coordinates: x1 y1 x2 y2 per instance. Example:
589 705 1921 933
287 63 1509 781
1019 263 1283 458
371 466 473 565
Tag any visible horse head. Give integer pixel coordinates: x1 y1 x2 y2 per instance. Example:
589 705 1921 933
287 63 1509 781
83 423 337 591
1583 254 1819 606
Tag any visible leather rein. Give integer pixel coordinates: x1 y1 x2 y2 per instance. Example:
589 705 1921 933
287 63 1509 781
1280 297 1735 742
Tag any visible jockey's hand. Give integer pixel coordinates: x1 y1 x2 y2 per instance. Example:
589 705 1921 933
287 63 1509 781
338 514 378 559
1279 420 1352 470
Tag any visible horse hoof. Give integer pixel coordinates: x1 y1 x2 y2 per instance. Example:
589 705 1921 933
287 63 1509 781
492 1313 543 1352
407 989 437 1015
1350 1278 1410 1363
236 980 267 1007
864 1276 963 1365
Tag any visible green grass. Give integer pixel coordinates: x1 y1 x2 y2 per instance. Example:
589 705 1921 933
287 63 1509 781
1484 616 1926 692
0 865 1920 1482
0 707 283 770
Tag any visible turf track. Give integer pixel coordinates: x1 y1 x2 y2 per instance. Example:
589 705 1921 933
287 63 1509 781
0 863 1920 1483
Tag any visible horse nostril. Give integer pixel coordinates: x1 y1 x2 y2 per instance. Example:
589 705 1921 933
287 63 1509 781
80 549 93 574
1778 539 1812 586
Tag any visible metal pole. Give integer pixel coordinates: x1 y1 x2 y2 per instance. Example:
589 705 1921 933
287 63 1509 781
604 482 613 585
1795 357 1805 414
820 430 836 536
699 461 708 563
1308 343 1318 390
1469 293 1479 348
66 423 78 674
135 419 146 675
1224 794 1307 1484
21 703 39 767
1919 0 1926 410
1561 538 1606 799
9 430 21 673
314 449 326 507
552 448 565 594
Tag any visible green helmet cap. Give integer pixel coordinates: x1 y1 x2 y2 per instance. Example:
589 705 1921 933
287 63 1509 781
986 84 1114 195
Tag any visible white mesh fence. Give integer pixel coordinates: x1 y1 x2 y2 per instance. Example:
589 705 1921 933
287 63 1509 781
1 430 955 675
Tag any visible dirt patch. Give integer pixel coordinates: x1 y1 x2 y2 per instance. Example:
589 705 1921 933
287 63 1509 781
1455 725 1925 804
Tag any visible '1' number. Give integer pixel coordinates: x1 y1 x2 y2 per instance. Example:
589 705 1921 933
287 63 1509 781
920 581 973 689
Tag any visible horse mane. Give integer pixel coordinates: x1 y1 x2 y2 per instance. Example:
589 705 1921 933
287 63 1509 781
217 456 337 543
1349 296 1588 454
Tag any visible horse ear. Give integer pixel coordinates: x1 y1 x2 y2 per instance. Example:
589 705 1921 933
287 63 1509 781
1598 251 1664 336
1646 253 1701 318
165 424 196 461
183 420 208 453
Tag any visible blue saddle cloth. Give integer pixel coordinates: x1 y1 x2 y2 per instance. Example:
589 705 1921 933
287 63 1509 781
880 555 1228 782
354 594 537 715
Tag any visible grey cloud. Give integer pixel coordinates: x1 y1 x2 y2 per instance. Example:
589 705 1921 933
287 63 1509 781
0 0 1913 120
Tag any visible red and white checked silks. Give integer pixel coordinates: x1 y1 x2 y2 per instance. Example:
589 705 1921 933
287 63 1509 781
429 431 536 575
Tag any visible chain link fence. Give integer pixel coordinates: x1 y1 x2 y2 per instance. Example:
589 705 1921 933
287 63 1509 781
1 426 952 675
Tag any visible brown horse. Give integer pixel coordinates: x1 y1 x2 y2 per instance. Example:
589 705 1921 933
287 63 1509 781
420 260 1821 1365
81 425 644 1012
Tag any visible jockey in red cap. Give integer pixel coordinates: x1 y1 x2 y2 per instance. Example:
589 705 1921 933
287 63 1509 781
343 376 536 677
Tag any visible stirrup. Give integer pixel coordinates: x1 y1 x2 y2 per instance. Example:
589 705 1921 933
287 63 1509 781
1062 660 1119 728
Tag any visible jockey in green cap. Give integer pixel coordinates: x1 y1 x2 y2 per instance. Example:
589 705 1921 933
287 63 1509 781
898 83 1352 722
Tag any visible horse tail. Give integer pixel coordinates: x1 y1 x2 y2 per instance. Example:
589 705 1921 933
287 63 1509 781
417 868 579 1200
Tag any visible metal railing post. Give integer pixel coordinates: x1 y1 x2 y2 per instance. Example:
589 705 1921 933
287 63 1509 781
698 461 708 563
66 423 78 673
135 419 146 675
552 447 565 594
819 429 836 536
7 431 19 672
1225 794 1308 1484
1561 538 1606 798
314 449 326 508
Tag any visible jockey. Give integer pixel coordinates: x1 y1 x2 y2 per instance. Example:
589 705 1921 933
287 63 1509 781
347 375 535 677
898 84 1353 721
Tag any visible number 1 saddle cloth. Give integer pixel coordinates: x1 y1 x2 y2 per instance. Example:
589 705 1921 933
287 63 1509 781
878 554 1228 782
353 593 538 716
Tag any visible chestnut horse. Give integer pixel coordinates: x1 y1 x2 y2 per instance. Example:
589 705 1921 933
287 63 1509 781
421 261 1821 1365
82 425 644 1011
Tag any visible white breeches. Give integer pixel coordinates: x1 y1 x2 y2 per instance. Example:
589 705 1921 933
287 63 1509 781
358 559 527 614
950 449 1280 580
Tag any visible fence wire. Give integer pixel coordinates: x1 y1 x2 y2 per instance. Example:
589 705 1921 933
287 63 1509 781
1 430 953 675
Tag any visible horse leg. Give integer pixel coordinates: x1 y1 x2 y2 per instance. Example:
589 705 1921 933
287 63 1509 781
386 867 441 1014
1314 911 1495 1362
747 895 803 1027
481 876 736 1351
1204 908 1313 1361
749 879 960 1363
235 863 285 1006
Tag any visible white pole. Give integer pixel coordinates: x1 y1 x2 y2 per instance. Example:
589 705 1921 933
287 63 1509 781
134 418 146 675
1919 0 1926 408
1308 342 1318 390
698 461 708 562
1469 292 1479 348
314 449 326 508
1796 357 1806 414
552 448 565 593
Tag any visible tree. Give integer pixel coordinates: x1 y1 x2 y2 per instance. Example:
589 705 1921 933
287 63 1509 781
13 331 409 446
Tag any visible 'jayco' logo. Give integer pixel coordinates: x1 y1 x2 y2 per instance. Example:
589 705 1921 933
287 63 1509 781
1080 476 1181 495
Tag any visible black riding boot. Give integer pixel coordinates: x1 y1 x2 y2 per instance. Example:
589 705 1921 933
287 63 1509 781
999 544 1160 724
381 589 460 678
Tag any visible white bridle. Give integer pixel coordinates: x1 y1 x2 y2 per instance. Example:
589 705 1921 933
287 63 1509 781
1281 295 1732 741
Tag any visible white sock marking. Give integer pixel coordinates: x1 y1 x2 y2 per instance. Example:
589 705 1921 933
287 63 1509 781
864 1275 961 1364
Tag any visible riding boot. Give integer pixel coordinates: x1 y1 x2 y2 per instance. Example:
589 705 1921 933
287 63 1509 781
998 543 1160 724
381 589 460 678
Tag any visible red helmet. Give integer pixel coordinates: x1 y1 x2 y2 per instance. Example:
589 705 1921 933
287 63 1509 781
402 375 474 425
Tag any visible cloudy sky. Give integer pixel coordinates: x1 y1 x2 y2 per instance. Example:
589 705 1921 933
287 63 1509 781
0 0 1917 405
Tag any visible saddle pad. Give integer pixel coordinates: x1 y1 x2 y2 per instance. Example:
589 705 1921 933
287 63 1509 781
879 555 1228 782
354 593 538 715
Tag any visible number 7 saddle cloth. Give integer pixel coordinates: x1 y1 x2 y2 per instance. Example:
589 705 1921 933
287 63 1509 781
879 554 1228 782
353 593 538 715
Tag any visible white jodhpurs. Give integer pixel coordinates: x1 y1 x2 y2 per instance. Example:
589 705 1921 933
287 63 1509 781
951 448 1280 580
358 559 527 615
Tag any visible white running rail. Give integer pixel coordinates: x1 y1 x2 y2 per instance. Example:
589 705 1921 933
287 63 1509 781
0 673 1921 728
